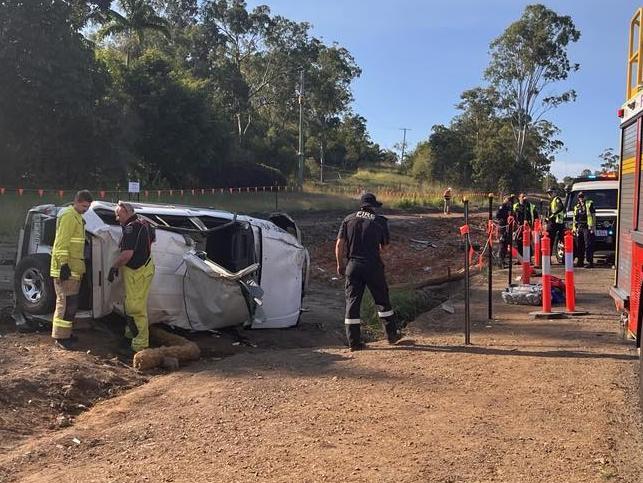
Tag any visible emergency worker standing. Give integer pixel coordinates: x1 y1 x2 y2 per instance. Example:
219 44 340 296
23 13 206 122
513 193 539 256
443 187 452 215
50 190 93 349
335 193 401 350
495 194 514 268
108 201 156 352
573 192 596 268
546 187 566 255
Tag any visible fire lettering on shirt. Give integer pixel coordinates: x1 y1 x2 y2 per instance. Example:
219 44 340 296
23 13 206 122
356 211 375 220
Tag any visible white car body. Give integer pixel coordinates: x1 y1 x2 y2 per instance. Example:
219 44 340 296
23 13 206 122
14 201 309 331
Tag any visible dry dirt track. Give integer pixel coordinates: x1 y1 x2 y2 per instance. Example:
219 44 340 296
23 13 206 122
1 265 642 482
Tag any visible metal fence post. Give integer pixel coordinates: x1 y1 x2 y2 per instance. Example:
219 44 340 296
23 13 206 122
488 193 493 320
464 198 471 345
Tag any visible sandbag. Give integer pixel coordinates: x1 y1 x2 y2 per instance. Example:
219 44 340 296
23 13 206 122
501 284 565 306
501 284 542 306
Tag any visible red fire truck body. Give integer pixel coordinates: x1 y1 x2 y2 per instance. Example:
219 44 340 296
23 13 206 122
610 8 643 346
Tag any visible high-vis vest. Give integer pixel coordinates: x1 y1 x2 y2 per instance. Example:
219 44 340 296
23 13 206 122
549 196 565 224
50 206 86 280
573 200 595 231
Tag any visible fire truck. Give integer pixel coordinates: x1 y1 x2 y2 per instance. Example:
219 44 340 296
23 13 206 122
610 8 643 354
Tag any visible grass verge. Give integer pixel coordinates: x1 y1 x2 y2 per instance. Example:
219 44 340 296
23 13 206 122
360 286 449 339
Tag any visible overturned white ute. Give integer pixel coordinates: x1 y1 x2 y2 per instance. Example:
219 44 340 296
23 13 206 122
14 202 309 331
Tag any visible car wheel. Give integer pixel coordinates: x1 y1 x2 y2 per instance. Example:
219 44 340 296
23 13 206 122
14 254 56 315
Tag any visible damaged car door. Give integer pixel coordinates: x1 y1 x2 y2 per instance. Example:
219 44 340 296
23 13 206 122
144 215 261 331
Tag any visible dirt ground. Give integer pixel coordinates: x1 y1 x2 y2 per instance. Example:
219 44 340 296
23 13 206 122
0 209 642 482
301 210 486 286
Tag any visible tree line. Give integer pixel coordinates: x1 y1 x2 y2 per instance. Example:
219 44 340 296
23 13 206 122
404 4 582 193
0 0 391 189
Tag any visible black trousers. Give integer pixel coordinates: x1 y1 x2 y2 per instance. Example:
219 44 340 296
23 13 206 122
344 259 396 346
498 226 511 262
546 222 565 255
515 233 524 256
575 226 594 265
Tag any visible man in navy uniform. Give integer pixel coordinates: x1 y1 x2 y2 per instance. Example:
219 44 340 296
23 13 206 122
335 192 401 350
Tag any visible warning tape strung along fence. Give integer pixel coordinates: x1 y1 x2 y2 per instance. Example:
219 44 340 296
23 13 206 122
458 218 501 272
0 185 300 199
0 185 500 201
459 214 558 273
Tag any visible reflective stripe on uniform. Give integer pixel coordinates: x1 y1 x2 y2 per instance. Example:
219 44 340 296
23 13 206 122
378 310 395 318
52 317 72 328
344 318 361 325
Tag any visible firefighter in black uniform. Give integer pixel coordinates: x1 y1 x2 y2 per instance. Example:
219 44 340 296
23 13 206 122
495 194 515 268
335 193 401 350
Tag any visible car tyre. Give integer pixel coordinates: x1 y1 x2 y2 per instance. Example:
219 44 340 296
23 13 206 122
14 254 56 315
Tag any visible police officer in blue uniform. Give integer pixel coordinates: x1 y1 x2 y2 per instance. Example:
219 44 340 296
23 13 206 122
335 193 401 350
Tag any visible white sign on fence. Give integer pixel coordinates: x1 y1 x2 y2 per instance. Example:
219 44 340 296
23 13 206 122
128 181 140 193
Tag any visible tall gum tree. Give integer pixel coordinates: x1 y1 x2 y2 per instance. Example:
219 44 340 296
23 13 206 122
484 4 580 173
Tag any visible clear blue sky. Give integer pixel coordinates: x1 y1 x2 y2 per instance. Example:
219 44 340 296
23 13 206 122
247 0 638 179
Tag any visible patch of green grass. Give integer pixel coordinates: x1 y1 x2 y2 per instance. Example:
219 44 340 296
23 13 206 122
360 287 441 338
343 168 418 190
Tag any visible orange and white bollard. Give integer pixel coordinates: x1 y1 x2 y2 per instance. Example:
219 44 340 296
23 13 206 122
521 222 531 284
564 230 576 312
533 219 541 268
530 232 565 319
541 232 551 313
560 230 589 315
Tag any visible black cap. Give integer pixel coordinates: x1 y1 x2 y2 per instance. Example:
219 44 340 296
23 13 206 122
360 192 382 208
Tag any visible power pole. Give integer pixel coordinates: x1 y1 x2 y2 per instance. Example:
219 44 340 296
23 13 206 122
297 69 305 188
399 127 411 165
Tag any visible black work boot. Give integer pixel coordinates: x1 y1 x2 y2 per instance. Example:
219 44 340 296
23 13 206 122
54 338 75 350
383 319 402 344
346 325 365 351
